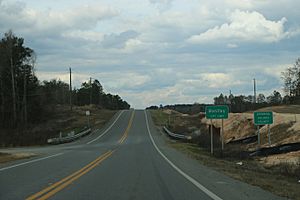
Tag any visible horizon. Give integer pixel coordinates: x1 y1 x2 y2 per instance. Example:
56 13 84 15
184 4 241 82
1 0 300 108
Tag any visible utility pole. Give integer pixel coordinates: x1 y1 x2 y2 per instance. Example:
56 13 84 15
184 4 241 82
253 78 257 104
69 67 72 111
90 77 92 105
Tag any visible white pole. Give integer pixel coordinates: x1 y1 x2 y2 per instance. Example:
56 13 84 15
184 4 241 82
211 119 213 154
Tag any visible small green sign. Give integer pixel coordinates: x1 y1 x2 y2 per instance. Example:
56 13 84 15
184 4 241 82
205 106 229 119
254 112 273 125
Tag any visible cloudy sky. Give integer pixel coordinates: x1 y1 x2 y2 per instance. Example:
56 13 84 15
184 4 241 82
1 0 300 108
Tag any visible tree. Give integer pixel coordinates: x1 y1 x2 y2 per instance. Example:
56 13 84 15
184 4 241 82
257 94 266 103
0 30 37 127
281 58 300 97
244 95 254 103
214 93 225 105
267 90 282 104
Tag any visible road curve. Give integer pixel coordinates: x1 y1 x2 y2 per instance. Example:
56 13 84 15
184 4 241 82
0 110 286 200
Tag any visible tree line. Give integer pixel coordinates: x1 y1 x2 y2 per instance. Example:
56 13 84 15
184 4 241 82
212 57 300 112
213 91 283 113
148 58 300 114
0 31 130 128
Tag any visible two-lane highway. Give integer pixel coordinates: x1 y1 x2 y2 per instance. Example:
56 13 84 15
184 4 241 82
0 110 286 200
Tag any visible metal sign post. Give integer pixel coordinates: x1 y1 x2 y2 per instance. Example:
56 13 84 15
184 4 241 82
254 112 273 148
268 124 271 145
221 119 224 150
86 110 91 128
205 105 229 154
210 119 213 154
257 125 260 146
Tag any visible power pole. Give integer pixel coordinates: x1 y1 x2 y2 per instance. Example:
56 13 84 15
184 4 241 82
69 67 72 111
253 78 257 104
90 77 92 105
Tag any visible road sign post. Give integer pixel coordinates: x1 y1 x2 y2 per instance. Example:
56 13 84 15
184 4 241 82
205 106 229 154
210 119 213 154
86 110 91 128
221 119 224 150
254 112 273 147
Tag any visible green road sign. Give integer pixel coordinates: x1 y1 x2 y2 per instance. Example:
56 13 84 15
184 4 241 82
205 105 229 119
254 112 273 125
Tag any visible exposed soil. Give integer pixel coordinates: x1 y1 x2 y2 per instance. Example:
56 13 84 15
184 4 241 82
150 108 300 200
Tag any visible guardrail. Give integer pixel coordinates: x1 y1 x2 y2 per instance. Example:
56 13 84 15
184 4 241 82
163 126 192 140
47 128 91 144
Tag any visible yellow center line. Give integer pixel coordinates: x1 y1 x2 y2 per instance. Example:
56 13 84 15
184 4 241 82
36 151 114 200
118 111 135 144
26 151 112 200
26 110 135 200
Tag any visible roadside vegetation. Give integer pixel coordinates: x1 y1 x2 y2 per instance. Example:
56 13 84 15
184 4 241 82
150 109 300 200
0 152 36 164
0 105 117 147
0 31 129 147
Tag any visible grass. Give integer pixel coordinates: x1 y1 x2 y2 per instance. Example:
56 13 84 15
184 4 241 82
150 109 300 200
254 105 300 114
0 105 117 147
150 110 170 126
0 152 36 164
169 141 300 200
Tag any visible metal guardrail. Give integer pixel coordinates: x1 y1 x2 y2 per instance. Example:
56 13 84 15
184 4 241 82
163 126 192 140
47 128 91 144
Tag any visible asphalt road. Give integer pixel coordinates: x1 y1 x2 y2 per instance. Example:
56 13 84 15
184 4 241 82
0 110 286 200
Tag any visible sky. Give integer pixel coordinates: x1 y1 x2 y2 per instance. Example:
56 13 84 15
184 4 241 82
0 0 300 108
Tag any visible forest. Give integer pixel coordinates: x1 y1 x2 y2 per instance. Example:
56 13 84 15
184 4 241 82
0 31 130 129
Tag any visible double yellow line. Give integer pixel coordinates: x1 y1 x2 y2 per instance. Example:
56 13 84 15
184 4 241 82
26 150 113 200
26 111 135 200
118 111 135 144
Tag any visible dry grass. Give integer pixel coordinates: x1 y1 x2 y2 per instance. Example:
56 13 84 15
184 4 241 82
0 105 117 147
0 152 36 164
169 142 300 200
254 105 300 114
150 109 300 200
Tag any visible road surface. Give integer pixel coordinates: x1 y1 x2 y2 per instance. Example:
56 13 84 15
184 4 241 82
0 110 286 200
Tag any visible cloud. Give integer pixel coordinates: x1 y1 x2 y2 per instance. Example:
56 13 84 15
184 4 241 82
227 43 238 48
101 30 139 49
1 0 300 108
187 10 295 44
0 1 119 37
149 0 173 11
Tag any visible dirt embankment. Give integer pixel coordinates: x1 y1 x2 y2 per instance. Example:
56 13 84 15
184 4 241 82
151 107 300 200
201 112 300 147
200 106 300 169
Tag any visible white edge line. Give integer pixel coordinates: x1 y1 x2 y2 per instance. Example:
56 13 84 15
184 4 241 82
0 152 64 172
144 110 223 200
86 110 125 144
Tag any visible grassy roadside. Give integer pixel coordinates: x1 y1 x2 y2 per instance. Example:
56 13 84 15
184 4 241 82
150 110 300 200
0 152 36 164
0 105 118 147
